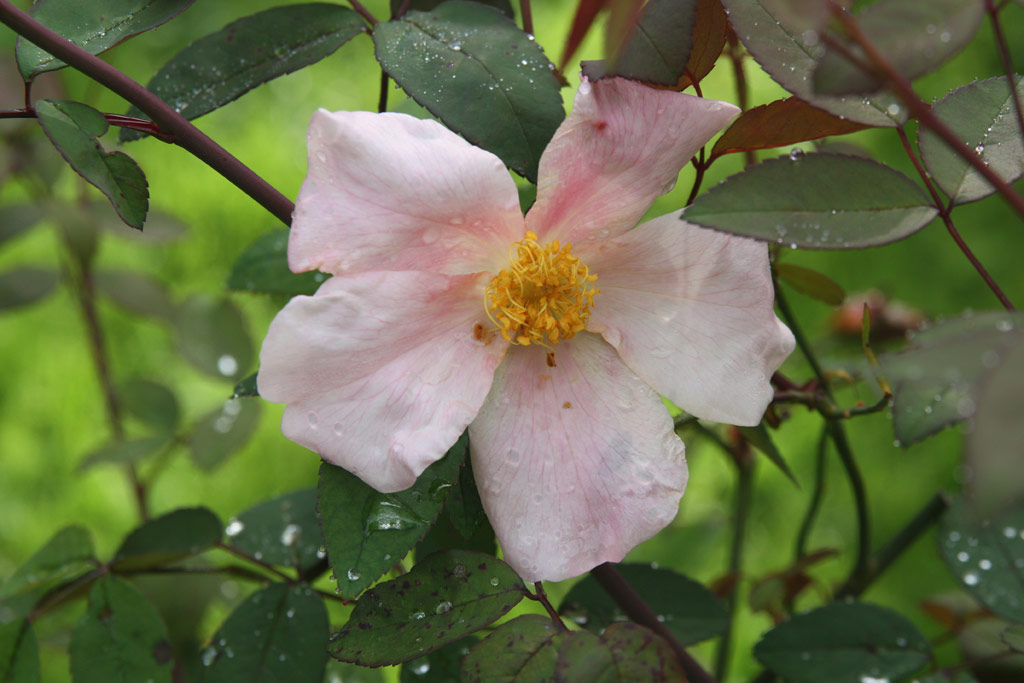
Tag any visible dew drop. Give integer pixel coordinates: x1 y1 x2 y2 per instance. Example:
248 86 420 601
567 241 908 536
979 559 992 570
347 569 361 581
217 354 238 376
435 600 453 615
963 572 980 586
280 523 301 546
201 647 217 666
489 577 500 587
225 519 244 537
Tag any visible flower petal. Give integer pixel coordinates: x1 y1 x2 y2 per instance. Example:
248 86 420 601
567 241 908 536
289 110 524 277
468 332 686 583
258 270 507 492
526 77 739 245
585 212 795 426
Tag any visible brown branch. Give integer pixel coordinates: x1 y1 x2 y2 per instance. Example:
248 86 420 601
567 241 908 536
520 0 534 35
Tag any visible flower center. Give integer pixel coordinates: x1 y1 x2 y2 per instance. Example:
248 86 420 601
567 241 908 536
484 231 599 347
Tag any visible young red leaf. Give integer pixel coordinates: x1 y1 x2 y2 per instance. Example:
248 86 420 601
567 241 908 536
559 0 613 70
675 0 728 90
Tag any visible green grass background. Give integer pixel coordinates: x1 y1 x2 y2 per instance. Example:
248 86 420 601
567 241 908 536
1 0 1023 680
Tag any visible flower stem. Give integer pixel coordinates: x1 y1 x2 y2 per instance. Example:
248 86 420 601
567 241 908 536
519 0 533 35
713 452 754 682
527 581 567 629
348 0 378 25
378 70 389 113
591 563 717 683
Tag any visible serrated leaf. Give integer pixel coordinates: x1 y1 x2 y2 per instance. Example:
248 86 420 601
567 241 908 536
174 295 253 381
69 576 173 683
0 526 94 602
78 436 172 472
814 0 983 96
318 433 468 599
112 507 221 570
0 619 39 683
939 500 1024 623
93 270 176 321
737 421 800 484
231 373 259 399
559 564 727 646
710 97 869 161
0 268 58 312
34 100 148 229
555 623 685 681
676 0 728 90
201 584 328 682
0 205 43 248
462 615 562 681
330 550 526 667
16 0 195 79
919 76 1024 205
881 312 1024 446
120 4 366 141
118 379 180 435
402 637 476 682
584 0 697 86
753 602 931 682
227 230 325 297
188 399 262 471
684 153 937 248
224 490 323 573
776 263 846 306
721 0 899 126
374 1 565 182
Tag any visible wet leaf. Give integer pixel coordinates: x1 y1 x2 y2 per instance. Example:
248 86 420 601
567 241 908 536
939 499 1024 623
721 0 899 126
374 1 565 182
0 527 94 612
445 452 488 541
555 623 685 681
16 0 196 79
112 507 222 570
814 0 983 95
559 564 727 645
120 4 366 141
753 602 930 682
0 268 58 312
201 584 328 682
227 230 324 297
118 379 180 435
174 295 253 382
401 637 476 682
776 263 846 306
231 373 259 399
462 615 563 681
188 399 263 471
224 490 323 573
710 97 868 161
0 619 39 683
330 550 526 667
683 153 937 248
69 576 173 683
0 205 44 249
79 436 173 472
34 100 148 229
919 76 1024 205
318 433 468 599
94 270 176 321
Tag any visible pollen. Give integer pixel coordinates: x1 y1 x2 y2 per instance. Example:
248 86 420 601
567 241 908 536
483 231 599 347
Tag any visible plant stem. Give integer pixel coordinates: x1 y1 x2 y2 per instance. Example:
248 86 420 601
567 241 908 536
725 37 755 168
794 428 829 561
348 0 378 25
215 542 295 583
984 0 1024 146
377 70 389 113
772 274 834 400
825 419 871 593
714 451 755 682
0 0 295 226
591 564 717 683
528 581 567 629
520 0 534 35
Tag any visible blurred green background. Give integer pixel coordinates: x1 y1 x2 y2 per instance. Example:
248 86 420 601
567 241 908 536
2 0 1023 680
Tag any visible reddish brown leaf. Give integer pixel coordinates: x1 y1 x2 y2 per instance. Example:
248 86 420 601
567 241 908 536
675 0 728 90
710 96 869 161
559 0 613 70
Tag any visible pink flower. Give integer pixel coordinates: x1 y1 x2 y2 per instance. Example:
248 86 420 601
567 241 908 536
258 77 794 582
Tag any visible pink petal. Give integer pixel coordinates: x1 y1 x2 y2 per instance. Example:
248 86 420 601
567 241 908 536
468 333 687 583
525 77 739 245
289 110 524 277
258 270 508 493
585 212 795 426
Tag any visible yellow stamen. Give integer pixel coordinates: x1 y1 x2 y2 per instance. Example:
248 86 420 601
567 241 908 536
483 231 599 347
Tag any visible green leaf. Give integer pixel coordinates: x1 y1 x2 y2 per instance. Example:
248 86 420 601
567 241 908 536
112 507 222 571
34 100 148 229
318 433 468 599
813 0 983 95
325 660 387 683
16 0 196 79
776 263 846 306
881 312 1024 446
118 379 180 435
401 637 476 682
555 623 685 681
0 526 94 602
559 564 727 646
0 619 39 683
120 4 366 141
919 76 1024 205
232 373 259 399
753 602 930 682
201 584 328 682
79 436 172 472
0 268 58 312
939 500 1024 623
69 576 173 683
583 0 697 86
374 1 565 182
462 615 562 681
227 230 325 297
684 153 937 248
1003 624 1024 653
445 452 488 541
188 399 262 471
416 509 496 560
94 270 176 321
331 549 526 667
224 490 324 573
174 295 253 381
737 422 799 486
0 205 43 249
391 0 513 17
